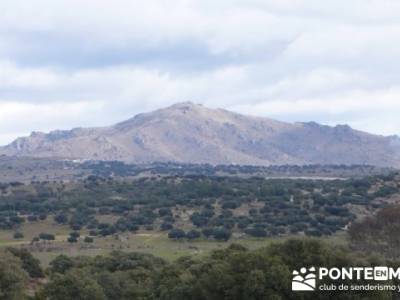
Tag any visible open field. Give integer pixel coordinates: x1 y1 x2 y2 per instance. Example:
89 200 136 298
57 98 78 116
0 218 348 266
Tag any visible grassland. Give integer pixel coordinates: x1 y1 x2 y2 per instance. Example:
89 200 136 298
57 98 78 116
0 218 348 267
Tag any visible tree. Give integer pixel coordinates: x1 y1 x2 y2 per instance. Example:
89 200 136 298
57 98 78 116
212 228 231 241
245 227 267 238
160 223 173 231
27 215 38 222
39 213 48 221
44 269 106 300
50 255 74 274
243 270 267 300
89 230 98 236
41 239 390 300
7 248 44 278
349 205 400 258
39 233 55 241
158 208 172 217
67 237 78 243
84 236 94 243
13 232 24 239
0 250 28 300
168 229 186 240
70 232 80 239
54 213 68 224
186 230 201 240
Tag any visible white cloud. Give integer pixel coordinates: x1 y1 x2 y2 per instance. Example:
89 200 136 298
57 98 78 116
228 87 400 135
0 100 111 145
0 0 400 144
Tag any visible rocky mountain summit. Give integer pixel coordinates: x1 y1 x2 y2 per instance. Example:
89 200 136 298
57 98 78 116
1 102 400 167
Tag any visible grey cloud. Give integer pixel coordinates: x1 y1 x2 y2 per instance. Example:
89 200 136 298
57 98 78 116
1 0 400 145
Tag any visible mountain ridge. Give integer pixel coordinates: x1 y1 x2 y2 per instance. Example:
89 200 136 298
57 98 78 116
1 102 400 167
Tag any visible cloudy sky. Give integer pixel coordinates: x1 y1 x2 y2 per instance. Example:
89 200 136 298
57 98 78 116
1 0 400 145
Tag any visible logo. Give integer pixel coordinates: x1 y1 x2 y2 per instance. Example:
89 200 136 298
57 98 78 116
374 267 389 281
292 267 316 291
291 266 400 292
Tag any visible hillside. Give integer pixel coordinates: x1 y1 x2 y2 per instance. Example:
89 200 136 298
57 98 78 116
1 102 400 167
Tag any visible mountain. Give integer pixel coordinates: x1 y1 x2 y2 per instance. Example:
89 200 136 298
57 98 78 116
1 102 400 167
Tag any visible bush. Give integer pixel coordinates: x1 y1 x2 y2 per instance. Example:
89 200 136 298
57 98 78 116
84 236 94 243
13 232 24 239
39 233 55 241
212 228 232 241
54 213 68 224
245 227 267 237
67 237 78 243
89 230 98 236
186 230 201 240
50 255 74 274
39 214 48 221
70 231 80 239
27 215 38 222
168 229 186 239
160 223 173 231
221 201 240 209
158 208 172 217
71 224 82 231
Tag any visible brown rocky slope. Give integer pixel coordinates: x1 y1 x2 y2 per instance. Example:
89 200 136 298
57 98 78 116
1 102 399 167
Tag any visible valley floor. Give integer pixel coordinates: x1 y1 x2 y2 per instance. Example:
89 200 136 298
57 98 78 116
0 218 347 266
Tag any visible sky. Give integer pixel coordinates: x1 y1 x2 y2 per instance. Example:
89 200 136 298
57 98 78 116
1 0 400 145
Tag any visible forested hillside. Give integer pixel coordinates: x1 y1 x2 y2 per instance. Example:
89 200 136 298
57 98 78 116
0 169 398 298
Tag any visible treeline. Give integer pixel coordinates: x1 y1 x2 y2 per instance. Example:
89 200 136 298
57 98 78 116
84 161 392 178
0 239 393 299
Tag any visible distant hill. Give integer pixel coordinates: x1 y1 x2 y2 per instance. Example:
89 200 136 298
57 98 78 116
1 102 400 167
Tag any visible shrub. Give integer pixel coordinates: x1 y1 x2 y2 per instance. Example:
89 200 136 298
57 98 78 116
39 233 55 241
160 223 173 231
168 229 186 239
186 230 201 240
84 236 94 243
13 232 24 239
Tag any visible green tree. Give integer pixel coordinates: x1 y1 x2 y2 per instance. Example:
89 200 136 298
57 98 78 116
0 250 28 300
7 248 44 278
44 269 106 300
49 255 74 274
13 232 24 239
